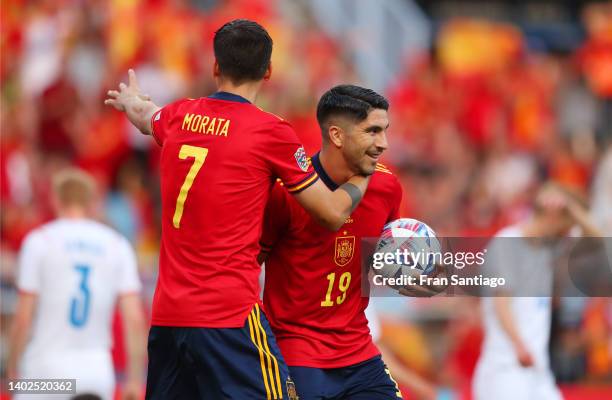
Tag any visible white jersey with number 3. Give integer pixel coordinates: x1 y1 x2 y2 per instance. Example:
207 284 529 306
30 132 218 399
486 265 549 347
16 218 141 399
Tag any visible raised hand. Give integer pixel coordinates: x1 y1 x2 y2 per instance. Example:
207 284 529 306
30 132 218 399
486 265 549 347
104 69 159 135
105 69 150 111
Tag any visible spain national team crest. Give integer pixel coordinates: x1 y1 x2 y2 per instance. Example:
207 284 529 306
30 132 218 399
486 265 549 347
294 146 309 172
334 236 355 267
286 377 299 400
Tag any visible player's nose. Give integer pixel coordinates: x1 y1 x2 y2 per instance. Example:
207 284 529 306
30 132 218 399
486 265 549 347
375 131 388 151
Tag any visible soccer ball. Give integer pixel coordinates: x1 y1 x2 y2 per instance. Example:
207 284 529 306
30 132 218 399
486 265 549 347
373 218 441 282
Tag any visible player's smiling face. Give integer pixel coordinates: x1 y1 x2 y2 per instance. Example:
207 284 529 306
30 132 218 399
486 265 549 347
343 108 389 175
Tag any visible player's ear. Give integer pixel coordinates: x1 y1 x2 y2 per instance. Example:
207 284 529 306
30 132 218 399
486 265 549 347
328 125 343 148
263 63 272 81
213 60 221 78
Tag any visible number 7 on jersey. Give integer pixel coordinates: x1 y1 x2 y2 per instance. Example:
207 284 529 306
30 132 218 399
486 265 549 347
173 145 208 228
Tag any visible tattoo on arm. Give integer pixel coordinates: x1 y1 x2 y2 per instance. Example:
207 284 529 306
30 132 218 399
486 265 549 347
339 182 363 211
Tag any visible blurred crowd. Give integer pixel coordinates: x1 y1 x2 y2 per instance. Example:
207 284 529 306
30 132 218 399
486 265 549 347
1 0 611 396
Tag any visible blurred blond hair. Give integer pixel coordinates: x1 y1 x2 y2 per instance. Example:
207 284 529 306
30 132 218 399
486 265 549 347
52 168 96 209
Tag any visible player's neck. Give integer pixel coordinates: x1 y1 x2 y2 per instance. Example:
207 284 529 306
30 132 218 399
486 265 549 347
216 80 261 103
318 149 353 186
57 206 88 220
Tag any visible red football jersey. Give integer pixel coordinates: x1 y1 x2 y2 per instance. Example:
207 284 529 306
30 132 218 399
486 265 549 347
150 92 318 327
261 153 402 368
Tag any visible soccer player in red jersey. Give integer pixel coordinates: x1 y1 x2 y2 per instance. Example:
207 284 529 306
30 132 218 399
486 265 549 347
105 20 372 399
260 85 405 399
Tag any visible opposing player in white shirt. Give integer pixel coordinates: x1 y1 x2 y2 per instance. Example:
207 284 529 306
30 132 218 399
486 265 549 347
7 169 147 400
473 183 602 400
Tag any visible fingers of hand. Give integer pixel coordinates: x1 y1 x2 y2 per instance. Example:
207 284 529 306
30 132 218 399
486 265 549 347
399 286 436 297
104 99 125 111
128 68 139 89
398 288 414 297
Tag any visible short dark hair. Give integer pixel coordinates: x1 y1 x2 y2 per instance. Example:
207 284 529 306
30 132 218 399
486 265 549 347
316 85 389 136
213 19 273 83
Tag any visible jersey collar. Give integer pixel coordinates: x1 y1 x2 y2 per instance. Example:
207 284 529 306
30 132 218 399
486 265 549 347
311 152 339 190
208 91 251 104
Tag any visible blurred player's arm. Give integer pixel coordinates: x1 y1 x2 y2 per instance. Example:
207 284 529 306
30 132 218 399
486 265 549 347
119 294 147 400
105 69 160 135
538 184 603 237
6 292 37 380
567 200 602 237
492 296 534 367
8 233 45 379
293 176 370 231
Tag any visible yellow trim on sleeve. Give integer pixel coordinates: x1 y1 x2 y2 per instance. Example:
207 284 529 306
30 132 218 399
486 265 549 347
286 173 319 193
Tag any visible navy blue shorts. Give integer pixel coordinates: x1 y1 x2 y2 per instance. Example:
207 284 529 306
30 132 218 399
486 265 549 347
145 304 297 399
289 356 403 400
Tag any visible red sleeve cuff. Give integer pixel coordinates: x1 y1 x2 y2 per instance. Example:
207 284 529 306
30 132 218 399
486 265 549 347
285 171 319 194
150 109 163 146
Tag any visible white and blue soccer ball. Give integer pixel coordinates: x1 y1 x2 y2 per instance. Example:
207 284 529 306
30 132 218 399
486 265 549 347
373 218 441 281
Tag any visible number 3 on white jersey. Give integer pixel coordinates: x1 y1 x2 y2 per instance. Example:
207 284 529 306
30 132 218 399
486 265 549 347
69 264 91 327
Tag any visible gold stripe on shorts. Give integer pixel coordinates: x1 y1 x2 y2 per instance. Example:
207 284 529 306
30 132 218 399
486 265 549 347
248 311 272 399
255 304 283 399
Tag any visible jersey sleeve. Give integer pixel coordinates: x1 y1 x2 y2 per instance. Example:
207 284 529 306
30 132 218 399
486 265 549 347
261 120 319 194
115 236 142 295
17 231 46 294
260 182 291 253
150 98 191 146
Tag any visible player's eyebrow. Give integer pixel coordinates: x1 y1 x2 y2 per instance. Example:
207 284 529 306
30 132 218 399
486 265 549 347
364 123 390 133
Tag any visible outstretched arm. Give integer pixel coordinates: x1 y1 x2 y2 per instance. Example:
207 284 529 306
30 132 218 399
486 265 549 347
105 69 160 135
